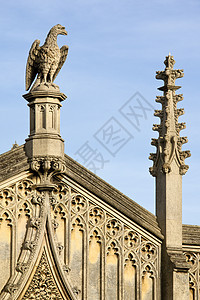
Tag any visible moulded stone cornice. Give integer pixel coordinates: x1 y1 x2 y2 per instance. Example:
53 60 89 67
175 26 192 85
167 249 190 272
23 90 67 102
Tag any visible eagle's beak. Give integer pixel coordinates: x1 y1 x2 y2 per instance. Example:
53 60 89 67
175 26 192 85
62 27 68 35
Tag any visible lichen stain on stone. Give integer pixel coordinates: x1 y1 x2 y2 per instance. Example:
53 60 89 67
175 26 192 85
124 260 136 300
0 221 11 291
124 260 135 282
71 226 82 252
17 214 28 257
106 248 118 265
55 214 65 244
141 273 153 300
0 219 11 243
89 236 100 264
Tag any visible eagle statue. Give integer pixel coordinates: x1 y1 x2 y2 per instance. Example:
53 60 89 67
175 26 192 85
25 24 68 91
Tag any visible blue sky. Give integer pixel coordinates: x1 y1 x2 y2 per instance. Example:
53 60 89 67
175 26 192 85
0 0 199 224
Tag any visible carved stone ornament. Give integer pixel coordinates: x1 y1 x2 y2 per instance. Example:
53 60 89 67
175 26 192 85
30 156 66 189
22 251 63 299
26 24 68 92
149 54 191 177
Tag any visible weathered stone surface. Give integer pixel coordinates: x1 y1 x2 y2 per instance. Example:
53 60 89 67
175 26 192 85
22 251 63 299
26 24 68 92
183 224 200 245
0 145 29 183
150 55 191 299
0 26 199 299
24 91 66 159
62 155 163 239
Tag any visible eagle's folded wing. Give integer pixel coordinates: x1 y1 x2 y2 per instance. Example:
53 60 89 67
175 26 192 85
26 39 40 91
53 45 69 82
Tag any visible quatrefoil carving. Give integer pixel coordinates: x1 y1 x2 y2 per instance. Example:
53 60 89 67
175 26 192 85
106 219 122 237
141 242 156 260
124 231 139 248
89 207 105 225
185 252 197 271
0 189 15 207
71 194 87 213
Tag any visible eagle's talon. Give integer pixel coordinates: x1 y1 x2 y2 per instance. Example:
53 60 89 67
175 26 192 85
51 83 57 88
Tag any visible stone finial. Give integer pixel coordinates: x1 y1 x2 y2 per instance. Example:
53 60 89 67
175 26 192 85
149 54 191 176
11 141 19 150
25 24 68 92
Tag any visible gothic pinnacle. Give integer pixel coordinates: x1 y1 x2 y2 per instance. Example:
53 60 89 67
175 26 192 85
149 54 191 176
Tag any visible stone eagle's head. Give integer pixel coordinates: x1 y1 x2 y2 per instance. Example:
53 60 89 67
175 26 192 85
51 24 68 36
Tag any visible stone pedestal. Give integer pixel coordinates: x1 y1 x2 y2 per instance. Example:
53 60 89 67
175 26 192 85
23 89 66 158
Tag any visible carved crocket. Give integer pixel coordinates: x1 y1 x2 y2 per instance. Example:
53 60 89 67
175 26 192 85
25 24 68 91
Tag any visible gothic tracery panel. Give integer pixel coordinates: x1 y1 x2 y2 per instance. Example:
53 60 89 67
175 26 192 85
183 250 200 300
0 174 161 299
51 177 161 300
